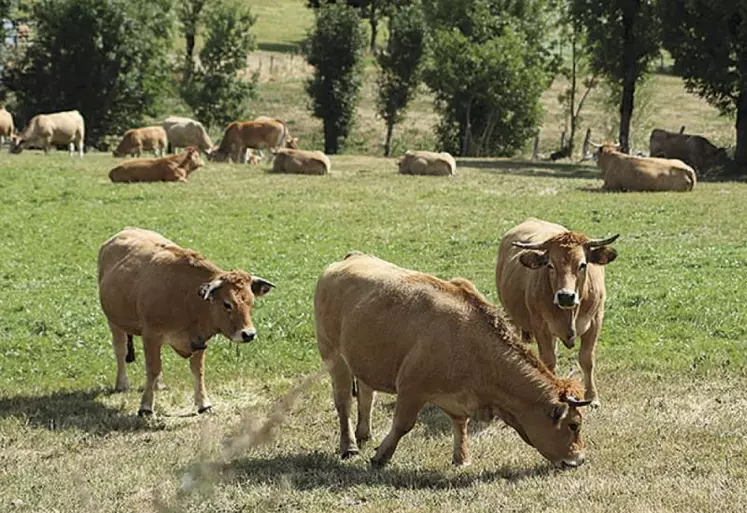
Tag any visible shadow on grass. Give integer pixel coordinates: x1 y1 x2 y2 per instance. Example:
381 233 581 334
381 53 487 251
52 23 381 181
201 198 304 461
226 450 553 491
0 389 164 434
379 402 492 439
257 42 301 54
459 159 602 180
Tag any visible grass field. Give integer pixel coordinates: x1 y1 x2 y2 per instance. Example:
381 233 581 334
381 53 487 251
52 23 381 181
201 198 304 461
1 151 746 512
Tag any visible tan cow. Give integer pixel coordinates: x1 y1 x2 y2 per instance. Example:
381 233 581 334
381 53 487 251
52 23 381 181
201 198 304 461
98 227 275 415
496 219 618 407
595 143 696 192
398 150 456 176
109 147 203 183
209 118 297 163
112 126 168 158
649 128 727 174
316 252 592 469
162 116 214 154
272 148 330 175
10 110 85 156
0 107 14 146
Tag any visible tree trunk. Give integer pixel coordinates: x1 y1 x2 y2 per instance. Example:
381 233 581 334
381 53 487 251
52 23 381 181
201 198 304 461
369 0 378 53
461 99 472 156
618 1 639 154
384 121 394 157
735 88 747 172
324 120 338 154
184 30 196 82
568 26 577 157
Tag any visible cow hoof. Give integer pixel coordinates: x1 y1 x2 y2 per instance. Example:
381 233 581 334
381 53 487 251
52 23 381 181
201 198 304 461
340 449 359 460
452 459 472 468
114 384 128 393
589 400 601 410
137 408 154 417
198 405 213 414
370 457 388 469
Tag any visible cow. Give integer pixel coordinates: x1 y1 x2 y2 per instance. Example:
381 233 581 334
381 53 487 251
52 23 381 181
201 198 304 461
398 150 456 176
112 126 168 158
162 116 214 154
496 218 618 408
9 110 85 156
0 107 13 146
271 148 330 175
109 147 203 183
595 143 696 192
649 128 728 174
209 118 297 163
98 227 275 415
315 252 592 469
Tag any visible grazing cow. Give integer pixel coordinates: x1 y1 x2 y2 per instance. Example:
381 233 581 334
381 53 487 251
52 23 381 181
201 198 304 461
398 150 456 176
112 126 168 158
209 118 297 163
316 252 591 469
98 227 275 415
109 147 203 183
649 128 727 174
595 143 696 192
272 148 330 175
0 107 14 146
10 110 85 156
496 219 618 407
162 116 214 154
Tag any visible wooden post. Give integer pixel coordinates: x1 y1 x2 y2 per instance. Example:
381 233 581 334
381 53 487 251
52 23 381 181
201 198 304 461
532 133 540 161
580 128 592 162
679 125 686 134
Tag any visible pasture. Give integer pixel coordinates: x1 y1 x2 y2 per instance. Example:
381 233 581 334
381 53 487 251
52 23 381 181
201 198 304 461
0 152 746 512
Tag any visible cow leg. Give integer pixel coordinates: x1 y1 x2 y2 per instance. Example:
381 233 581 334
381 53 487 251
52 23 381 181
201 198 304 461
355 380 375 447
534 327 557 373
449 416 470 467
326 354 359 459
109 322 130 392
579 318 602 408
370 395 424 468
240 148 249 164
68 142 74 156
190 349 212 413
139 336 162 416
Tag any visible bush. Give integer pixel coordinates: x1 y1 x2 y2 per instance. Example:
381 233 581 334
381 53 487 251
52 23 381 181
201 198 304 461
304 3 367 154
3 0 174 146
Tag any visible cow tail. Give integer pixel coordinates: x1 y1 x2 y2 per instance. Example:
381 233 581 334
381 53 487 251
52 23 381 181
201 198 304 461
125 335 136 363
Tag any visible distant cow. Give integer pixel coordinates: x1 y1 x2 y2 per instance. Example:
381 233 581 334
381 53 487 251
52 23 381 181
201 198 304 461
496 218 618 407
272 148 330 175
649 128 727 174
162 116 214 154
210 118 297 163
112 126 167 158
595 143 696 192
0 107 13 146
398 150 456 176
98 227 274 415
109 147 203 183
10 110 85 156
316 252 591 469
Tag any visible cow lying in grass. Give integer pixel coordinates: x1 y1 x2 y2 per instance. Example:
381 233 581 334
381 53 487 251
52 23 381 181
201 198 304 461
398 150 456 176
315 252 591 469
98 227 275 415
272 148 330 175
108 147 203 183
595 143 696 192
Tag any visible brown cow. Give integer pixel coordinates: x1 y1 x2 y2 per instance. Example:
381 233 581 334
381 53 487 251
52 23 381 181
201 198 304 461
316 252 592 469
209 118 297 163
596 143 696 192
98 227 275 415
398 150 456 176
272 148 330 175
109 147 203 183
10 110 85 156
496 218 618 407
0 107 14 146
649 128 727 174
112 126 168 157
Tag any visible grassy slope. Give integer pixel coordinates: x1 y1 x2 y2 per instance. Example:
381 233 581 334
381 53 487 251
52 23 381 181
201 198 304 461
0 153 746 512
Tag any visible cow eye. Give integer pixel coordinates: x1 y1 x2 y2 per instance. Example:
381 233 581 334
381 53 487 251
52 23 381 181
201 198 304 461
223 300 232 311
579 262 587 271
569 422 579 432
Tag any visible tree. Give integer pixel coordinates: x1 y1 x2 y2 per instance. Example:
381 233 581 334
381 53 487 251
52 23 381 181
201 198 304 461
660 0 747 170
571 0 660 153
182 1 258 130
306 0 387 53
376 2 425 156
179 0 208 82
304 3 366 154
423 0 554 157
3 0 174 146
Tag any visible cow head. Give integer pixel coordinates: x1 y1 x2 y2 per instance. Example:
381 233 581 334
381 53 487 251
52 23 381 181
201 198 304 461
513 231 618 310
285 136 298 149
197 270 275 343
182 147 204 173
9 135 24 154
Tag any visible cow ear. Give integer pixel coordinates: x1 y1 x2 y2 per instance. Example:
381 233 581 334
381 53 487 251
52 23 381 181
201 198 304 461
519 250 549 269
589 247 617 265
550 403 569 427
251 277 275 297
198 279 223 301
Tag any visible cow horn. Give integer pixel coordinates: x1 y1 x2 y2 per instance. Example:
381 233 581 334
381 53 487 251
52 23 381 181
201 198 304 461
589 141 602 148
198 279 223 300
586 234 619 248
564 395 593 407
512 240 548 251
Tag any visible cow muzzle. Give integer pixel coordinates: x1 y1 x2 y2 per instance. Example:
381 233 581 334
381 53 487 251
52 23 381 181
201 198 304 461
555 453 586 469
554 290 579 310
234 328 257 343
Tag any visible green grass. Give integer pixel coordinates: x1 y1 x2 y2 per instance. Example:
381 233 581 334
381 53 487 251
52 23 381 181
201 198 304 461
0 151 746 512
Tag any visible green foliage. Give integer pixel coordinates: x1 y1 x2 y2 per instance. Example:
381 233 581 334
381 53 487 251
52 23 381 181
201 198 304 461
182 1 258 130
423 0 553 157
2 0 175 146
375 2 426 156
303 3 367 154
